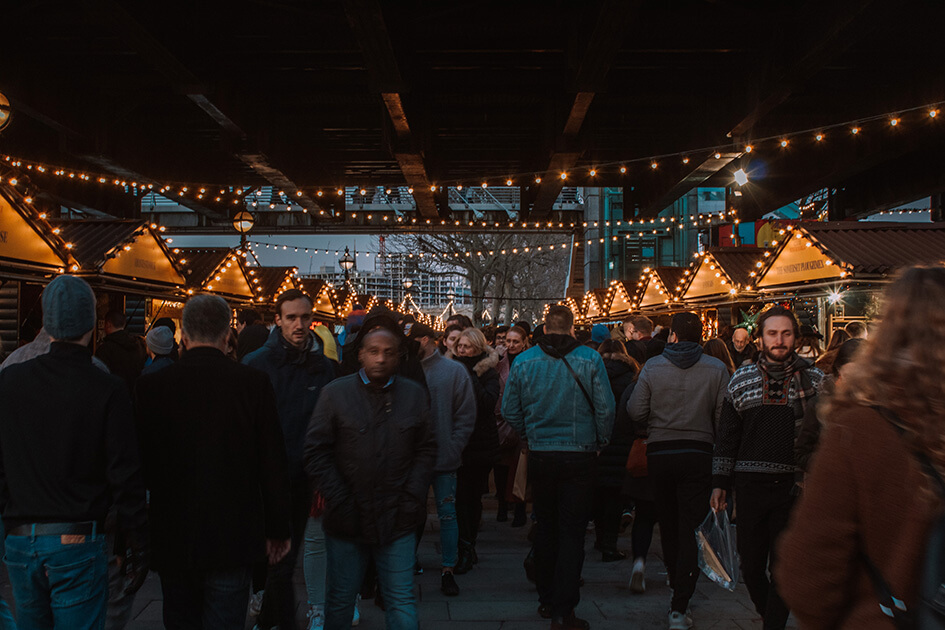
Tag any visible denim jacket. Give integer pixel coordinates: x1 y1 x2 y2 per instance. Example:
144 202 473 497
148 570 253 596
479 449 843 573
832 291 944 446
501 336 614 452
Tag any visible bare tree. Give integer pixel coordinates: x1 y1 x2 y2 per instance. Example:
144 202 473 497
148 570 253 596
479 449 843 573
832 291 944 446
385 232 571 326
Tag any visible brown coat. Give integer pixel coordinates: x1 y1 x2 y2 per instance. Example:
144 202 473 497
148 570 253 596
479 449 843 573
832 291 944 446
776 404 939 629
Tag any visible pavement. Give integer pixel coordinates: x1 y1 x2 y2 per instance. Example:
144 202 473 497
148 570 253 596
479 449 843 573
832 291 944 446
124 497 796 630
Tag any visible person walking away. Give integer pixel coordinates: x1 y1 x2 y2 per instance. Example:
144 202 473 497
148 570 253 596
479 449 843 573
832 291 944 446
243 289 335 630
452 328 500 574
624 316 665 362
711 306 825 630
593 339 639 562
306 329 437 630
407 324 476 595
494 326 530 526
502 305 614 630
136 295 292 629
0 275 150 629
629 313 729 629
236 308 270 361
703 338 736 376
95 309 146 392
141 325 176 375
776 266 943 629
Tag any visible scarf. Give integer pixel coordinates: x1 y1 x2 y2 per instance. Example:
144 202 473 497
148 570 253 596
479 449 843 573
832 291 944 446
757 351 817 407
279 330 314 366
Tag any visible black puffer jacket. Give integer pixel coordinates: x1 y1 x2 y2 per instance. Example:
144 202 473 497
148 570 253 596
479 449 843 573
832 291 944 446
305 374 437 545
597 357 638 488
455 348 501 468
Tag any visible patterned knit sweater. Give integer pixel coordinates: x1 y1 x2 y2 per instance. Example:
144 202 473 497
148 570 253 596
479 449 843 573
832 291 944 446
712 362 825 491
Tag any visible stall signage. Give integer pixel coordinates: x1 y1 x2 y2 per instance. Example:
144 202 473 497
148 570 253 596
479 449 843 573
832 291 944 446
639 278 668 307
0 197 65 266
757 235 840 288
102 233 185 284
609 284 633 316
206 263 253 298
684 259 727 298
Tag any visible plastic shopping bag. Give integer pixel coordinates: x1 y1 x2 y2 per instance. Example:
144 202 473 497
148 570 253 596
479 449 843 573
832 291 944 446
695 509 740 591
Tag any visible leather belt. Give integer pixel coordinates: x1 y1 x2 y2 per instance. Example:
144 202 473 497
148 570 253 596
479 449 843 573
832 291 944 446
7 521 102 537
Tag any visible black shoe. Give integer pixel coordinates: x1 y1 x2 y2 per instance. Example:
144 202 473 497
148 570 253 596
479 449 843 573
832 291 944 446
551 611 591 630
413 560 423 575
524 548 537 584
512 505 528 528
441 572 460 596
470 546 478 565
454 545 473 575
601 550 628 563
538 604 553 619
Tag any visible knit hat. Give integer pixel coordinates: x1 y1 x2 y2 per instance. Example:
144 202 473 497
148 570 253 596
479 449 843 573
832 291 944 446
146 326 175 356
42 275 96 340
591 323 610 344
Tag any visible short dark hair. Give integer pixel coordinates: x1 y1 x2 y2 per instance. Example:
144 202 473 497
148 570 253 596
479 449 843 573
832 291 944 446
153 317 177 334
275 289 313 317
834 338 865 375
361 327 401 352
183 295 232 344
630 316 654 336
758 306 800 337
105 310 126 329
844 321 868 338
544 305 574 334
495 325 510 335
238 309 261 325
514 321 532 336
446 314 473 329
671 312 703 343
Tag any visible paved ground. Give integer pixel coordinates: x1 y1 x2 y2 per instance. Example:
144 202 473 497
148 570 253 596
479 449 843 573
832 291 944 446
125 497 795 630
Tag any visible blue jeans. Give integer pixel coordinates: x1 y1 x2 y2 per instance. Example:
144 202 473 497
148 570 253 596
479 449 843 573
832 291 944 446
303 516 326 607
159 566 251 630
432 472 458 568
325 534 417 630
0 520 17 630
4 529 109 630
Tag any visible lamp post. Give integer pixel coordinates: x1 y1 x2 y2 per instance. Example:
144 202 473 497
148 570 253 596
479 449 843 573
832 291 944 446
231 210 255 250
447 288 455 317
403 277 413 305
339 247 355 284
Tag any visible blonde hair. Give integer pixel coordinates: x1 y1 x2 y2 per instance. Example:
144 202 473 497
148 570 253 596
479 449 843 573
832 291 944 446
457 327 490 356
830 266 945 471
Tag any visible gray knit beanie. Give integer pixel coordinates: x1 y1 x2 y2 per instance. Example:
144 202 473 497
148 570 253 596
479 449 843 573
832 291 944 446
42 275 96 340
146 326 175 356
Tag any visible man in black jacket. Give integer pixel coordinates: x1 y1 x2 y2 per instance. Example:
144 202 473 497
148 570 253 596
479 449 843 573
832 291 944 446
95 309 146 392
306 328 437 630
0 275 149 630
136 294 292 628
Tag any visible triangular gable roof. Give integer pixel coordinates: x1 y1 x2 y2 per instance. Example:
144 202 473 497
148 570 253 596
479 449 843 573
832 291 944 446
755 225 843 289
581 288 610 321
176 248 254 300
299 278 340 320
0 188 67 269
635 266 685 309
247 266 300 303
606 281 636 318
682 248 767 300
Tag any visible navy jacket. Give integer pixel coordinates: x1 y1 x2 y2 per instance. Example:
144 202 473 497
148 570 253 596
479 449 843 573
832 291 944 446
243 328 335 478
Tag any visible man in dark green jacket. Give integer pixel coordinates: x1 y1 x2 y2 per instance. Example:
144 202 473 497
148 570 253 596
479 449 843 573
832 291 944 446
305 328 437 630
243 289 335 629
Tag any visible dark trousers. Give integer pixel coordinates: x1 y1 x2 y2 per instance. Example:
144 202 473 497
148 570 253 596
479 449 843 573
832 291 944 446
648 451 712 614
630 498 658 561
494 464 510 505
593 486 622 552
735 475 796 630
529 451 597 618
456 464 491 548
160 567 252 630
258 476 311 628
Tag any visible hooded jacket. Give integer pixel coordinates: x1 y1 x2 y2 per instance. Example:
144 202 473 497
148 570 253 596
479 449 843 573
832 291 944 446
455 348 501 467
243 327 335 478
420 350 477 472
501 333 614 452
628 341 730 448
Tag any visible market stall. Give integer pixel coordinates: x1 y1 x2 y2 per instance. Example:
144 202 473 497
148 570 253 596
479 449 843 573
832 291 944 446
175 247 255 304
246 266 301 306
633 266 688 312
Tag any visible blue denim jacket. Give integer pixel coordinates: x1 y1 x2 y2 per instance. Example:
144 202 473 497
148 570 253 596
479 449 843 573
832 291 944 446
501 342 615 452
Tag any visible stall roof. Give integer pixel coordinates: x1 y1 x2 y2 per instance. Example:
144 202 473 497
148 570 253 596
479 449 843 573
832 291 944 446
176 247 254 300
681 247 769 301
635 266 687 309
756 222 945 289
0 188 66 271
247 266 300 302
299 278 341 321
50 220 141 270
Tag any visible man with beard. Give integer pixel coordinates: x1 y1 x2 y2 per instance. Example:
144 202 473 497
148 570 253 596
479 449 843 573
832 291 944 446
711 306 825 630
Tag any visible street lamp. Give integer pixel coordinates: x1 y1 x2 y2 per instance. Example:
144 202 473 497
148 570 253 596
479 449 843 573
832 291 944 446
339 247 355 282
403 277 414 304
232 210 255 250
447 288 455 317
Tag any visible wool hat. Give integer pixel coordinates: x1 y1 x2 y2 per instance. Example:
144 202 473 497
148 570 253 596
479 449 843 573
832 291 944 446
591 323 610 344
146 326 175 356
42 275 96 340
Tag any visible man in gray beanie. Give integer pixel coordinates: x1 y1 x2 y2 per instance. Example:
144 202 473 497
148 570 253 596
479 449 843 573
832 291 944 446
0 275 150 630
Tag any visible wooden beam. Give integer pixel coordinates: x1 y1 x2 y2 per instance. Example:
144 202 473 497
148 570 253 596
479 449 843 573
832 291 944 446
639 152 741 217
344 0 437 218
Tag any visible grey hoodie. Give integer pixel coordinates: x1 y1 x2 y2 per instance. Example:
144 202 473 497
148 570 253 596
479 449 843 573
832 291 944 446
628 342 730 445
420 351 477 473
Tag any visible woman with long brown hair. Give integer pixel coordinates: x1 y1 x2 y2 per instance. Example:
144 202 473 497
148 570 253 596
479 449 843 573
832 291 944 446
777 266 945 628
702 338 737 376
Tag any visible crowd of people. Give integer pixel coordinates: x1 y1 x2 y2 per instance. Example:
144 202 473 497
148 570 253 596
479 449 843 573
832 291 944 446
0 265 942 630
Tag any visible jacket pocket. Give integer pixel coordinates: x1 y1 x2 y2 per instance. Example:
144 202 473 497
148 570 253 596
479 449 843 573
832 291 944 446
394 491 424 532
324 494 360 537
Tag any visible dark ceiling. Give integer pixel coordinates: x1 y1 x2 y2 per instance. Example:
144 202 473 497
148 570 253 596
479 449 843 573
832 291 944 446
1 0 943 222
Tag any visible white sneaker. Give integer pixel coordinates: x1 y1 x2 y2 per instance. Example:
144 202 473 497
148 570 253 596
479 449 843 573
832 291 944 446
629 558 646 594
249 590 265 618
351 594 361 626
307 604 325 630
668 609 693 629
